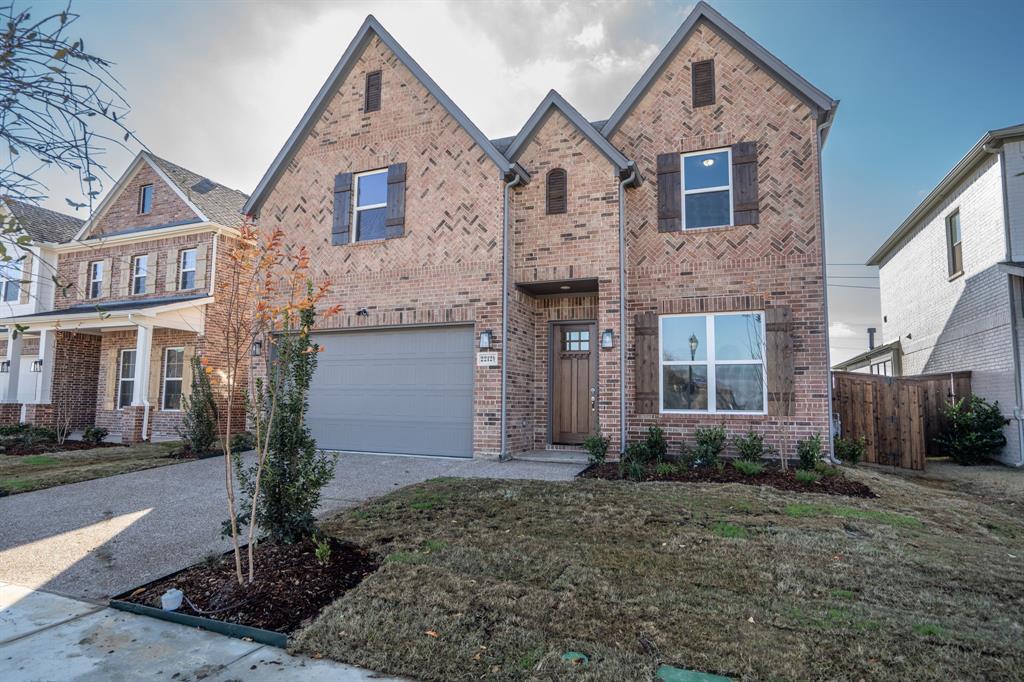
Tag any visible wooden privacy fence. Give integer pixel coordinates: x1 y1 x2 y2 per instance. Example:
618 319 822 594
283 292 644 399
831 371 972 470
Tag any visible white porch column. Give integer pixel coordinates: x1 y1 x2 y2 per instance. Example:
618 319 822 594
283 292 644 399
4 332 23 403
131 323 153 407
34 329 55 404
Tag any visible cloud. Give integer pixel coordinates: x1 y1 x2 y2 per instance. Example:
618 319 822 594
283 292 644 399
829 322 860 339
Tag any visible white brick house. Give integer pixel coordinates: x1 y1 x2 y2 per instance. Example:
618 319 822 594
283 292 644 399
866 124 1024 466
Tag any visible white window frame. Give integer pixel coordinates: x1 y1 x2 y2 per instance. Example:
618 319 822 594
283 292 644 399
946 209 963 277
88 260 103 299
658 311 767 415
1 262 21 303
352 168 388 242
117 348 136 409
179 248 197 290
131 254 148 295
138 184 154 215
161 347 185 411
680 147 733 230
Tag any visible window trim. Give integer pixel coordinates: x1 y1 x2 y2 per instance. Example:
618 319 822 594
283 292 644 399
352 168 388 242
161 346 185 411
946 209 963 278
88 260 103 300
658 311 767 415
116 348 136 409
138 184 154 215
680 147 733 230
179 248 197 290
131 254 148 295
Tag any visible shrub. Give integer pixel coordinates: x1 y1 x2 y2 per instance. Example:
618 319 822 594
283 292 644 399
229 431 256 453
654 462 678 477
22 426 56 445
796 433 823 470
834 436 866 466
0 423 28 437
624 440 654 465
583 433 610 465
179 355 218 455
814 460 840 478
82 426 108 445
794 468 821 484
733 431 767 462
732 459 764 476
313 535 332 566
644 426 668 462
619 457 646 481
686 425 727 467
934 396 1009 465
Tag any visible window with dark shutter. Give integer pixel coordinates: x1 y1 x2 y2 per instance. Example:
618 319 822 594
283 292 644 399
692 59 715 108
546 168 567 214
364 71 382 112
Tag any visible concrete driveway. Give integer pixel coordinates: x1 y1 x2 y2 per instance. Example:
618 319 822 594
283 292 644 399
0 452 582 600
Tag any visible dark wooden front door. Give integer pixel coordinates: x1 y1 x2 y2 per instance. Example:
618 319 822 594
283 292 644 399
551 323 597 445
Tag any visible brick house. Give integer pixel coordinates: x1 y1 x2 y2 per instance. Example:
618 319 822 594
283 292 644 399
0 152 249 442
862 124 1024 466
243 2 839 459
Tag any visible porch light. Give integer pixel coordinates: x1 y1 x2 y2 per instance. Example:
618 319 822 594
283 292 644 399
479 330 493 350
688 333 699 361
0 361 8 374
251 341 262 357
601 329 614 349
30 359 42 373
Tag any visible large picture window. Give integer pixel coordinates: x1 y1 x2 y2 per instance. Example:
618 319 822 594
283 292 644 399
659 311 766 414
353 169 388 241
681 148 732 229
117 349 136 409
162 347 185 410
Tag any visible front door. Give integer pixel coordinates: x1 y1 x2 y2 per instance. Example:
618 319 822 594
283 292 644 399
550 322 597 445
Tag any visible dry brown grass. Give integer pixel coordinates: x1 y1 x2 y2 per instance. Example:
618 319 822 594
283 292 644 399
297 466 1024 681
0 441 181 495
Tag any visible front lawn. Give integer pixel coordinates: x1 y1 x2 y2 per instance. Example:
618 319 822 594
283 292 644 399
0 441 183 495
296 468 1024 681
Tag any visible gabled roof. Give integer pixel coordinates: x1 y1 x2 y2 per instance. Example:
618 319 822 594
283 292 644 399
74 151 248 241
868 123 1024 266
601 1 838 139
503 90 639 182
243 15 523 216
1 198 83 245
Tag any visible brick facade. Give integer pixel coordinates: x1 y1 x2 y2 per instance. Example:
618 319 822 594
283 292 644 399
82 160 199 239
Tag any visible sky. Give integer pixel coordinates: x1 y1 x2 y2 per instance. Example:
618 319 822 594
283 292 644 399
17 0 1024 365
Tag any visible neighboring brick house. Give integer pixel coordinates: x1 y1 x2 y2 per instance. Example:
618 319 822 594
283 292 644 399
243 2 838 460
864 123 1024 466
0 152 250 443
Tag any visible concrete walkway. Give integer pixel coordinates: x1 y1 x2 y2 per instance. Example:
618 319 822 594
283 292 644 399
0 581 407 681
0 452 582 600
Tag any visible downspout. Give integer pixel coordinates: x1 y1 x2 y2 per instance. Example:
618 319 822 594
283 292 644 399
994 144 1024 466
500 172 522 461
618 165 637 454
816 110 839 463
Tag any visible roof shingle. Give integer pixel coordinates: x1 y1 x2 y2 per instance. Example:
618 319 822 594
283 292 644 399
1 198 84 244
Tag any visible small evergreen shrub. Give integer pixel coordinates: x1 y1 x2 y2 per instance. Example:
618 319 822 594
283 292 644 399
313 535 332 566
686 424 727 467
796 433 823 470
814 460 841 478
733 431 767 462
620 457 646 481
655 461 678 477
644 426 668 462
624 440 654 464
179 355 218 455
934 396 1009 465
23 426 56 445
0 423 28 437
834 436 866 466
82 426 108 445
583 433 610 465
794 468 821 484
732 459 764 476
229 431 256 453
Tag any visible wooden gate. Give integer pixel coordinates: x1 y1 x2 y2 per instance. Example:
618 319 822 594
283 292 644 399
831 371 971 470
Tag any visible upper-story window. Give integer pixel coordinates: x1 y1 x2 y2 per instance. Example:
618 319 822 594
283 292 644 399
179 249 197 289
364 71 382 112
88 260 103 299
1 262 21 303
546 169 567 215
138 184 154 215
681 148 732 229
131 254 148 295
354 169 387 241
946 210 963 277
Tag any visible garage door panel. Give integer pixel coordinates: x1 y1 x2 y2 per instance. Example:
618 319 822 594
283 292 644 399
307 327 474 457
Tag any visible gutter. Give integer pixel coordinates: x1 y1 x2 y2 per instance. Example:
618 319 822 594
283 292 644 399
500 172 523 460
995 145 1024 466
618 165 637 453
815 110 839 463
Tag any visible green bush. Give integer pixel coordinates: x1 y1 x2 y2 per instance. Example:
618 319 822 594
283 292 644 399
583 433 610 465
82 426 108 445
686 424 727 467
934 396 1009 465
733 431 767 462
22 426 56 445
654 462 678 477
794 468 821 484
624 440 654 465
229 431 256 453
732 459 764 476
179 355 219 455
644 426 668 462
796 433 823 470
834 436 866 466
619 457 646 481
814 460 840 478
0 423 28 437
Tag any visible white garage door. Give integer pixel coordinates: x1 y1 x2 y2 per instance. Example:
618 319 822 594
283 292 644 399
307 326 475 458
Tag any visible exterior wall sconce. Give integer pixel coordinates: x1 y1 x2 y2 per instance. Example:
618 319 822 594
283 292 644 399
479 330 493 350
0 361 9 374
31 359 43 372
251 341 262 357
601 329 614 349
356 308 369 317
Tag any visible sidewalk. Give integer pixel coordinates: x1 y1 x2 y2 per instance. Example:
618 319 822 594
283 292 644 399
0 581 407 682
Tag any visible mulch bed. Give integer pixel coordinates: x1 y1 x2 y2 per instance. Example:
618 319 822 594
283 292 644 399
579 461 876 498
169 447 223 460
121 537 379 633
1 440 125 456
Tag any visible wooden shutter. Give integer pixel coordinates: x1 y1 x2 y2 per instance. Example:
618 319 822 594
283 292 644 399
165 249 179 291
103 347 118 410
732 141 759 225
634 313 660 414
656 153 682 232
765 306 794 417
332 172 353 245
116 256 131 297
182 347 195 401
145 252 157 294
100 258 112 298
148 346 162 407
18 252 33 304
364 71 382 113
385 163 406 239
194 244 208 289
77 261 88 300
546 169 567 215
692 59 715 107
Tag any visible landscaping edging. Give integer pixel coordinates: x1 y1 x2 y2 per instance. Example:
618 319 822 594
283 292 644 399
108 598 288 648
